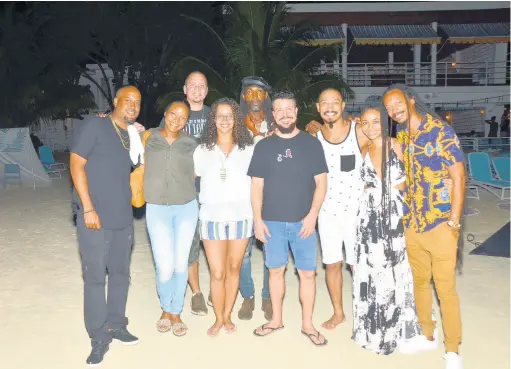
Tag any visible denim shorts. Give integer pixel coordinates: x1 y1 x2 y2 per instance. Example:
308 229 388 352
263 220 317 271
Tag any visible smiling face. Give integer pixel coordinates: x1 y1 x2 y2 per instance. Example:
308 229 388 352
164 102 190 133
272 98 298 134
383 89 414 125
360 108 382 141
184 72 208 105
113 87 141 124
243 86 267 113
214 103 235 135
316 89 345 124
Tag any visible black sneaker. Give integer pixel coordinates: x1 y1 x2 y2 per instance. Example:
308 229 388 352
86 341 109 367
111 328 139 345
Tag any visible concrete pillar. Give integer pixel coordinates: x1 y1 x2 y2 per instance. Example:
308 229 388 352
320 58 327 74
334 45 340 75
342 23 348 81
494 42 508 85
388 51 394 74
414 44 422 85
431 22 438 86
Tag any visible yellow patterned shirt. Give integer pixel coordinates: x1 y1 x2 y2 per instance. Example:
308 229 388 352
397 113 464 233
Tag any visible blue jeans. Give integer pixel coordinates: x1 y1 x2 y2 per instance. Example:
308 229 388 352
264 221 317 271
146 200 199 314
239 236 270 300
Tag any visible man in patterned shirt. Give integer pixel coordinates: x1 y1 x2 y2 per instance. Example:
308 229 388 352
383 85 466 369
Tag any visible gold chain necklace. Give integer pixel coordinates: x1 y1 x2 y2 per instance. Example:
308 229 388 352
109 116 130 150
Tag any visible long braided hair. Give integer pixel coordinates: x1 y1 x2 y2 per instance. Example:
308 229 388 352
382 84 464 273
363 99 395 257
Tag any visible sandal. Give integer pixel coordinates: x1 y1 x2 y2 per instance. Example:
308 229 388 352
156 318 172 333
301 330 328 346
172 322 188 337
253 324 284 337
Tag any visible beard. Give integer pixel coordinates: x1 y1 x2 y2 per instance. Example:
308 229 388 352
124 116 137 125
277 121 296 134
248 103 262 113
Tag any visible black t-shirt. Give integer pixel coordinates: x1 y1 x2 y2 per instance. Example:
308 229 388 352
247 131 328 222
71 117 133 230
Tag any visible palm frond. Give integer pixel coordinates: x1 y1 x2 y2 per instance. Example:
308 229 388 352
180 14 230 56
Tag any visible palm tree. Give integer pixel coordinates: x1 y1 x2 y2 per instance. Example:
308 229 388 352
159 1 353 127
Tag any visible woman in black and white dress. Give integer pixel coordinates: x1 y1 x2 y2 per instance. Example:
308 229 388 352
351 104 421 355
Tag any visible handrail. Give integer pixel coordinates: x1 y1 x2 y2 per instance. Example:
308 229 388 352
459 137 510 153
314 61 510 87
342 94 510 113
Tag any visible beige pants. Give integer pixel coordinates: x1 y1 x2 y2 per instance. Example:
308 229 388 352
405 222 462 353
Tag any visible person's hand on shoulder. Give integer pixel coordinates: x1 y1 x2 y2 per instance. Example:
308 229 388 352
305 120 322 136
133 122 145 133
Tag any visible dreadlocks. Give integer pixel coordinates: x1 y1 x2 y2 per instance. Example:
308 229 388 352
382 84 464 273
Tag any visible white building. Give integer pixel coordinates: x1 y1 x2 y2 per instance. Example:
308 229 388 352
288 1 510 137
32 63 122 152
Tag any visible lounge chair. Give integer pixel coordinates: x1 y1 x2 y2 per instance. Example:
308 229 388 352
39 145 66 171
2 164 22 189
468 152 510 200
493 157 510 182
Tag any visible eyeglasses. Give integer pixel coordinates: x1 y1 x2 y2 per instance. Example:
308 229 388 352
215 115 234 121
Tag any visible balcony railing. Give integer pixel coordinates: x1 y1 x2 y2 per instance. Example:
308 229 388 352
459 137 510 153
313 61 510 87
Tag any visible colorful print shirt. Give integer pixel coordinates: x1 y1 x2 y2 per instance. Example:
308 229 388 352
397 113 464 233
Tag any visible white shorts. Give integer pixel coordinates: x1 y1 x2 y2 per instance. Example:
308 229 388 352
318 209 357 265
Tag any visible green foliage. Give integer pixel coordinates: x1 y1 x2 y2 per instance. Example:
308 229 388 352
160 2 353 128
0 3 95 128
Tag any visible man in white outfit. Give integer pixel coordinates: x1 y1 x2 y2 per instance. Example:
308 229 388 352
306 88 369 329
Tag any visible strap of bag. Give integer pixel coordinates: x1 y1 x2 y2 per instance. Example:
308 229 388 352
142 130 151 147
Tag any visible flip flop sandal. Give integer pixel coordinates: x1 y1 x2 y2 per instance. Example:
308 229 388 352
253 324 284 337
156 318 172 333
172 322 188 337
301 331 328 346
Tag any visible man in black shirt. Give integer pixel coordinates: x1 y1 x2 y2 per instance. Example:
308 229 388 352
70 86 141 367
249 91 329 346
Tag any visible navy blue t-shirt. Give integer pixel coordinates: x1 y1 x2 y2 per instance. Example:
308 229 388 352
71 117 133 230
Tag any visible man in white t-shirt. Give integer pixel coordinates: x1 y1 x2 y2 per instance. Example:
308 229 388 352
305 88 369 330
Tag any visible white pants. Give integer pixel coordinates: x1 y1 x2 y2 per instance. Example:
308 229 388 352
318 209 357 265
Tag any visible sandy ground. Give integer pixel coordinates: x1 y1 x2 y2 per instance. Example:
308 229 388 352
0 171 509 369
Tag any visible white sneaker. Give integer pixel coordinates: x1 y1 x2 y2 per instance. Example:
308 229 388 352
444 352 463 369
398 335 438 354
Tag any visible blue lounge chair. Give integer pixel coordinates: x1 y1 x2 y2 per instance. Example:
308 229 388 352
3 164 22 189
493 157 510 182
39 145 66 171
468 152 510 200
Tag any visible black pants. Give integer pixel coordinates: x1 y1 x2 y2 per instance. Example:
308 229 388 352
77 216 134 343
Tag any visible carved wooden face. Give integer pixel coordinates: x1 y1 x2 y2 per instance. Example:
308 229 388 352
243 86 267 113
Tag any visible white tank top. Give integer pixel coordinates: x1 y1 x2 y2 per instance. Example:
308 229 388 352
317 121 364 214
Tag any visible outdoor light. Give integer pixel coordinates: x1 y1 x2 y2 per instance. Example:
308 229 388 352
451 60 457 67
480 109 485 115
446 112 452 121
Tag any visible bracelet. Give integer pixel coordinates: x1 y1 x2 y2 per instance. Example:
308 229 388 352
83 209 96 214
447 220 461 230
